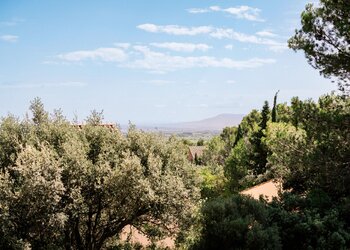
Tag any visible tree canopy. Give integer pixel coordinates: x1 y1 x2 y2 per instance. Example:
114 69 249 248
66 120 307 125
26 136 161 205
288 0 350 93
0 100 200 249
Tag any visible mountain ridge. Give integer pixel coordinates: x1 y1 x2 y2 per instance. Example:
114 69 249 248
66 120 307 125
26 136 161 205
133 113 245 132
164 113 245 131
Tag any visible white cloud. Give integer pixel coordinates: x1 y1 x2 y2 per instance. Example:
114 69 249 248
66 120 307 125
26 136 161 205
186 8 209 14
137 23 286 52
150 42 211 52
209 6 221 11
57 47 127 62
211 28 259 43
187 5 264 22
137 23 212 35
209 28 286 51
0 81 86 89
55 44 276 73
218 6 264 22
256 30 277 38
225 44 234 50
127 46 275 73
114 43 131 49
1 35 18 42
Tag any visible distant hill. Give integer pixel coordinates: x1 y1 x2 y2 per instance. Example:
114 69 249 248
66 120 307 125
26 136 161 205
164 113 244 132
122 114 245 133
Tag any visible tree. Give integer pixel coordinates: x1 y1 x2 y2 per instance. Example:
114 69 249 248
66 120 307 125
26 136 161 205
85 110 104 125
196 139 204 146
219 127 238 158
198 165 227 199
264 122 308 182
239 109 262 136
202 136 226 166
191 194 281 250
29 97 48 125
249 101 270 175
0 101 201 249
224 104 270 191
225 138 252 191
1 145 66 249
265 94 350 199
259 101 270 131
271 91 279 123
233 124 242 147
0 115 29 172
268 191 350 250
288 0 350 93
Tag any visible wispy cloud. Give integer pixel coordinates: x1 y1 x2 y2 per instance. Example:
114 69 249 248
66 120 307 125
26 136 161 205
1 35 18 43
54 44 276 73
186 8 210 14
114 43 131 49
138 23 286 52
143 79 174 85
137 23 212 35
187 5 264 22
0 18 25 27
210 28 286 51
212 6 264 22
57 47 128 62
127 45 275 73
210 28 273 44
256 30 278 38
225 44 234 50
150 42 211 52
0 81 87 89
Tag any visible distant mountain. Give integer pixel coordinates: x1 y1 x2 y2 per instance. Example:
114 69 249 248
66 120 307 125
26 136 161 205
159 113 245 132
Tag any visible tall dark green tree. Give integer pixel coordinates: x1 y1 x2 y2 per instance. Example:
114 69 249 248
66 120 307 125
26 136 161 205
271 91 279 122
250 101 270 175
259 101 270 130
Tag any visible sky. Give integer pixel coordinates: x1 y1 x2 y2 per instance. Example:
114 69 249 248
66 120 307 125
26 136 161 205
0 0 336 124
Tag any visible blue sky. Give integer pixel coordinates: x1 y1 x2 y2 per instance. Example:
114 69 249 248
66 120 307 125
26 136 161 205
0 0 335 124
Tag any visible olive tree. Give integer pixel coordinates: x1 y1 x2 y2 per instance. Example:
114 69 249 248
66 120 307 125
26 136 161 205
0 100 200 249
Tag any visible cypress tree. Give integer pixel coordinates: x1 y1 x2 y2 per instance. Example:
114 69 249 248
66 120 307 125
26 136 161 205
271 90 279 122
260 101 270 130
251 101 270 175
